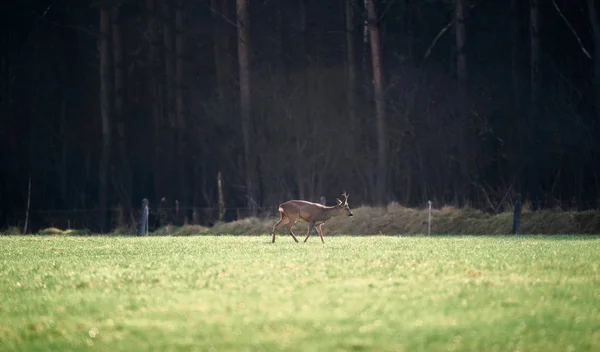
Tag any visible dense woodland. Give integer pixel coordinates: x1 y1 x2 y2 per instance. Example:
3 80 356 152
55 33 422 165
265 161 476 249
1 0 600 232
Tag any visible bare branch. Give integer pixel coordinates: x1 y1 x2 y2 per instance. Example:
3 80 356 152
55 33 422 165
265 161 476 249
206 1 237 28
552 0 592 59
423 3 477 60
36 5 100 39
423 21 451 60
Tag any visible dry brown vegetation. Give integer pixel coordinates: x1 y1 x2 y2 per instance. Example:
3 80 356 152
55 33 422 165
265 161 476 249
150 204 600 236
7 204 599 236
206 204 600 236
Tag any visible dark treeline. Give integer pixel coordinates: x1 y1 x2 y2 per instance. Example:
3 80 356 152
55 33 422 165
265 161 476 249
1 0 599 232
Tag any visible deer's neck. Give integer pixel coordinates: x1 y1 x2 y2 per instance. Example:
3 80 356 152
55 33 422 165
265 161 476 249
322 205 342 219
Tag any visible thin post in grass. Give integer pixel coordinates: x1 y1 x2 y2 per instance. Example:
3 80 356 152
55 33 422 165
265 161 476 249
23 174 32 234
512 193 522 234
428 200 432 235
137 198 149 236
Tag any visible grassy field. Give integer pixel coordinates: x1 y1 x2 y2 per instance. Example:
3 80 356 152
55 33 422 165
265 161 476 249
1 235 599 351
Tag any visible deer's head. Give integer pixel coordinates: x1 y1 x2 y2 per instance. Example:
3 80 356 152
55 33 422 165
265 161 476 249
336 191 353 216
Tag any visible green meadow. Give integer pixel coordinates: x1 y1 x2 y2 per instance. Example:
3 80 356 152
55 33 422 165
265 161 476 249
1 235 599 351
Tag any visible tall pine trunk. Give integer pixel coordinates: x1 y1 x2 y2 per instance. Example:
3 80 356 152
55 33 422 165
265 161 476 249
455 0 467 86
99 7 111 232
455 0 468 185
162 0 176 204
163 1 175 122
111 3 132 223
404 0 414 60
345 0 357 126
59 97 68 205
211 0 228 102
146 0 164 202
299 0 308 66
236 0 256 215
112 5 125 139
529 0 541 208
366 0 387 205
511 0 520 108
362 0 369 79
175 0 187 224
587 0 600 122
586 0 600 206
274 1 284 73
529 0 540 119
345 0 359 172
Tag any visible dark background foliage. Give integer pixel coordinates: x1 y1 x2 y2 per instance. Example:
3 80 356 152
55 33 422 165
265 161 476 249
1 0 599 232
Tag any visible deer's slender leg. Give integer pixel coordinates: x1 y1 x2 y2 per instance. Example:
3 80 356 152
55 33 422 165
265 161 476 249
304 221 316 242
272 215 289 243
316 223 325 243
289 229 299 243
288 218 299 242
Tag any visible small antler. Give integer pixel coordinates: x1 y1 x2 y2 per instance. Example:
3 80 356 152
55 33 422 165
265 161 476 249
341 191 349 201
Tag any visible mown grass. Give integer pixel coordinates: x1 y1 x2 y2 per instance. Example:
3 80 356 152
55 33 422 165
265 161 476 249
1 235 599 351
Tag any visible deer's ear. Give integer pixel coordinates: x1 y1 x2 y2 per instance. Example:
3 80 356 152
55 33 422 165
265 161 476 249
336 198 342 205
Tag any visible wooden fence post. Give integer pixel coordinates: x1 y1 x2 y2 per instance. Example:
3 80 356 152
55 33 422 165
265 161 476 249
137 198 149 236
428 200 432 235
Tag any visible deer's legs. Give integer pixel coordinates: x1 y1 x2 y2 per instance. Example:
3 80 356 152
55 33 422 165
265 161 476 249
303 221 316 242
272 216 289 243
288 218 299 243
316 224 325 243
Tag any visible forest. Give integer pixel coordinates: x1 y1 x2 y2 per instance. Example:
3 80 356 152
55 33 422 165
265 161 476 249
1 0 599 232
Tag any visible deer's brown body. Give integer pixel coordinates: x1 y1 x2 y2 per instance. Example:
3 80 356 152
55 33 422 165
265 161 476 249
272 192 353 243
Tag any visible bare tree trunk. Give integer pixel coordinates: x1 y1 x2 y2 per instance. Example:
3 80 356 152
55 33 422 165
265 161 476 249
163 1 175 122
587 0 600 208
530 0 540 120
529 0 541 208
295 137 306 200
59 97 67 203
455 0 467 86
345 0 357 125
146 0 165 199
587 0 600 122
455 0 468 181
274 1 284 73
511 0 520 107
162 0 176 202
147 0 162 200
236 0 256 215
175 0 187 225
211 0 226 102
112 5 125 142
362 0 369 78
111 3 132 223
221 1 232 99
99 7 112 232
366 0 387 206
345 0 360 182
405 0 413 60
299 0 308 65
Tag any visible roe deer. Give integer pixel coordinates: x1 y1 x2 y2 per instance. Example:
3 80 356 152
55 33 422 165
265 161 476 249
272 191 353 243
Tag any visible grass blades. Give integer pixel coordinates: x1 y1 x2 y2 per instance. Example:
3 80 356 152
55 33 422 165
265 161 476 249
1 235 599 351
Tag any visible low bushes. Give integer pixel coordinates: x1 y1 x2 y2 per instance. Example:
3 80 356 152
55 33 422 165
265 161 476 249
207 203 600 236
5 204 600 236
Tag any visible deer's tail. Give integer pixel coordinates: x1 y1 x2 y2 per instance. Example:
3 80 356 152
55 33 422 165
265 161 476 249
278 206 286 218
